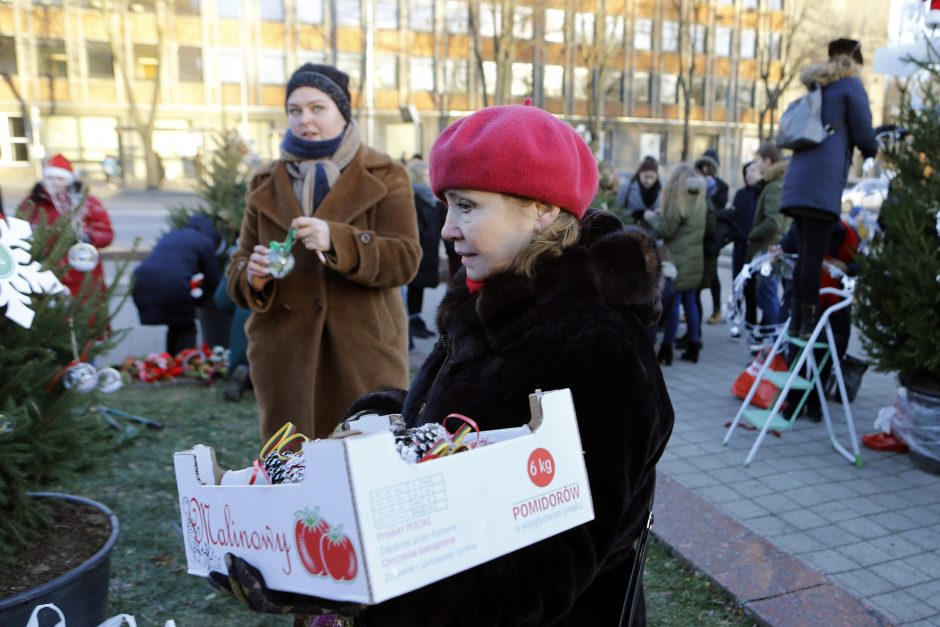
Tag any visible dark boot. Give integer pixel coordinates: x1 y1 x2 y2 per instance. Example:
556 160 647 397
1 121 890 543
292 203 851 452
680 342 702 363
675 334 689 350
224 364 249 402
798 304 820 340
409 316 434 339
787 298 801 338
658 343 674 366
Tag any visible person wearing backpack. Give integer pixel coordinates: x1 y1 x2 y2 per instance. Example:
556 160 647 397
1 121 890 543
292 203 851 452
779 38 878 338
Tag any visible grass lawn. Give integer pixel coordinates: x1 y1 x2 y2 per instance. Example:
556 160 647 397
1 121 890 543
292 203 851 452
51 383 752 626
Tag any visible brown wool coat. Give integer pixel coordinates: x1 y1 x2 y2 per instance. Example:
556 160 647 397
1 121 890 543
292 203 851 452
227 145 421 442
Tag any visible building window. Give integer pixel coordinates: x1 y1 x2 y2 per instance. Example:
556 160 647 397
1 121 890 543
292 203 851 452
660 74 677 104
37 39 68 78
573 67 589 100
174 0 199 15
479 3 499 37
768 0 783 9
482 60 496 95
769 32 782 60
514 5 533 39
218 48 244 84
693 24 707 54
640 132 665 164
543 64 563 98
716 0 733 4
336 0 361 25
217 0 239 18
690 75 706 105
375 0 397 29
511 62 532 97
743 0 758 9
633 72 650 103
86 42 114 78
298 51 326 67
259 51 285 85
715 27 731 57
410 57 433 92
605 70 624 101
134 44 159 80
634 18 652 51
575 12 594 44
411 0 433 32
179 46 203 82
3 116 30 162
739 80 755 107
375 56 398 89
605 15 624 44
259 0 283 20
740 29 756 59
445 58 468 93
544 8 565 43
336 52 362 91
712 76 729 106
299 0 323 23
446 1 467 33
0 36 17 74
661 21 678 52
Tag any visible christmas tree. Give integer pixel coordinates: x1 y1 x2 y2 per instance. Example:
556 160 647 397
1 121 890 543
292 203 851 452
0 214 126 566
168 130 253 254
855 58 940 391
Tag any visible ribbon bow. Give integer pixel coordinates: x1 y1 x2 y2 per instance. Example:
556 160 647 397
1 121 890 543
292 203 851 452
418 414 481 463
260 422 309 462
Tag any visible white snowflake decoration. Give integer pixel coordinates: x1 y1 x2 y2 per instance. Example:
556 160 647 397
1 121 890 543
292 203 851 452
0 216 67 328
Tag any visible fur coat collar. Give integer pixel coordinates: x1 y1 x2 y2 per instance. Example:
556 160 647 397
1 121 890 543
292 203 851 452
800 54 861 88
436 209 662 363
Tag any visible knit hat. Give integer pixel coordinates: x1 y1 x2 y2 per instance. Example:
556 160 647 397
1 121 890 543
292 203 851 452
828 38 863 65
44 154 75 183
429 104 598 219
637 156 659 175
285 63 352 122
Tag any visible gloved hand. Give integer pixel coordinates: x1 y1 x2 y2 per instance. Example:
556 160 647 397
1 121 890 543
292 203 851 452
208 553 366 617
630 208 647 223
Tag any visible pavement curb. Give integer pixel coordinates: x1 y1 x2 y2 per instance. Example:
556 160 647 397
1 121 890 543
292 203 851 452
653 474 895 627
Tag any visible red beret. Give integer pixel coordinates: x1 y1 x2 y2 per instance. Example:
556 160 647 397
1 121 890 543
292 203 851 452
429 104 599 219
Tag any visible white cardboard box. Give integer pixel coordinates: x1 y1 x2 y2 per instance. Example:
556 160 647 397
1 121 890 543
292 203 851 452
174 388 594 604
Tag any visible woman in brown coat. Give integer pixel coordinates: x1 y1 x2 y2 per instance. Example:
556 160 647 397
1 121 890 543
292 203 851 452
227 64 421 441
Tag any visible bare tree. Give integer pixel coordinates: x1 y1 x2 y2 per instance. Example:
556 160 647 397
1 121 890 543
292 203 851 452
674 0 705 162
468 0 531 106
579 0 624 156
105 0 165 189
756 1 816 140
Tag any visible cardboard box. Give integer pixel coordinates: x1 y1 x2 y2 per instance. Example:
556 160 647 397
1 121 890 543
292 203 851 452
174 388 594 604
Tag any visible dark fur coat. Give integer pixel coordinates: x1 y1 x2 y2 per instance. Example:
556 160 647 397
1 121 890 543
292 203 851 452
349 210 675 626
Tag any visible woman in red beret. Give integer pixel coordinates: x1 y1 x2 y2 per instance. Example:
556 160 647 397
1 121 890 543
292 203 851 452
213 103 675 626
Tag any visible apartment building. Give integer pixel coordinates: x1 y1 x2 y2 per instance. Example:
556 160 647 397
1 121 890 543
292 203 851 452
1 0 805 184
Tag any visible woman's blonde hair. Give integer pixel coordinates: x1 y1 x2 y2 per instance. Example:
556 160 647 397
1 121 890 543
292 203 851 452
660 163 706 220
510 198 581 278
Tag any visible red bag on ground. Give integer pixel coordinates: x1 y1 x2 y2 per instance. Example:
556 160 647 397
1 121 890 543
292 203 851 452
731 348 789 409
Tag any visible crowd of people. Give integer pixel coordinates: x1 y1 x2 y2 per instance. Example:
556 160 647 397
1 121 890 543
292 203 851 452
9 34 883 625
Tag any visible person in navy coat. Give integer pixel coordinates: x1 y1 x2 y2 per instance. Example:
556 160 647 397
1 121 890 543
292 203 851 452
779 38 878 338
132 214 223 355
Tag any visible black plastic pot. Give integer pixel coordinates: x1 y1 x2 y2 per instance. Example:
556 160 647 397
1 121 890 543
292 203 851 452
907 384 940 475
0 493 120 627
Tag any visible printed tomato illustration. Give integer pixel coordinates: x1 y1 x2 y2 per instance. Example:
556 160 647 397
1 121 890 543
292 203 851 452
320 524 358 582
295 507 330 576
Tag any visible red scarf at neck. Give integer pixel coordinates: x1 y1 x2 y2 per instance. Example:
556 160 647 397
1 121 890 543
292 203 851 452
466 277 485 294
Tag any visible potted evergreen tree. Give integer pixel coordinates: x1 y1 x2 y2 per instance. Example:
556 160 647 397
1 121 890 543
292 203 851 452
855 56 940 474
0 213 128 622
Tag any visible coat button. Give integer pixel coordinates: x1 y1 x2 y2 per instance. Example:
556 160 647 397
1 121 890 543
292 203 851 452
315 300 325 312
360 232 371 244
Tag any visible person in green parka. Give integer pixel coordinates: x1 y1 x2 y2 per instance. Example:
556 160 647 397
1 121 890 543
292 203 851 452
644 164 708 364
